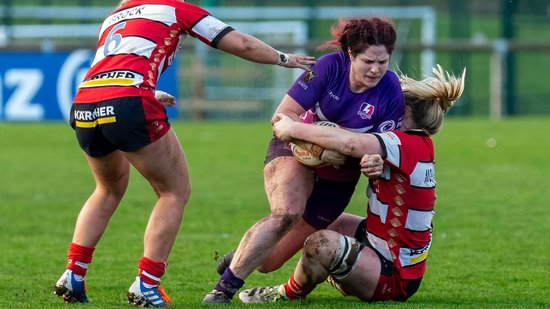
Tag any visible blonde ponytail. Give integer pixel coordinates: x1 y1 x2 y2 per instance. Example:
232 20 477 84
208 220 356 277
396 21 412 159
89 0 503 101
400 65 466 135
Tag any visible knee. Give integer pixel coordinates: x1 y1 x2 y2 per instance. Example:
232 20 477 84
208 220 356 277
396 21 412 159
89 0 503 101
181 185 191 206
303 230 340 268
171 185 191 212
97 177 129 201
269 212 301 234
160 181 191 208
303 230 335 259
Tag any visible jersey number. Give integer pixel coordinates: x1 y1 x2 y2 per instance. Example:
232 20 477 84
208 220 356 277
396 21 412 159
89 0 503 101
103 22 127 56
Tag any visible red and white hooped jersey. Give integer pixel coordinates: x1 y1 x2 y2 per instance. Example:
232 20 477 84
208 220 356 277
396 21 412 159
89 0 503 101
366 130 436 280
74 0 233 103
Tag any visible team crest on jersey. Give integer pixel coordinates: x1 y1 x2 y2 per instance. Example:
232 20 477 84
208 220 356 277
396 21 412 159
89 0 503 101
358 102 375 119
303 70 316 82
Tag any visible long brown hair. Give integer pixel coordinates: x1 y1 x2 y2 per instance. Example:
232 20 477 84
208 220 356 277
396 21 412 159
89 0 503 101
319 17 397 57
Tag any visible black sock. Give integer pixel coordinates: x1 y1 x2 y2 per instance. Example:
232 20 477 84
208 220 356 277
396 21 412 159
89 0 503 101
214 268 244 299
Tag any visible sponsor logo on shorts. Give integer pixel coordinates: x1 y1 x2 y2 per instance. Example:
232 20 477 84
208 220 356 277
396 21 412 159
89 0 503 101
74 105 117 128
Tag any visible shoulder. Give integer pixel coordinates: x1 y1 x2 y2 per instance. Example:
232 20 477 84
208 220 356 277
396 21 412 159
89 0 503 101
375 130 402 143
314 51 348 70
306 52 348 85
117 0 209 14
392 130 432 145
380 70 401 88
172 0 211 15
375 70 404 107
376 130 432 148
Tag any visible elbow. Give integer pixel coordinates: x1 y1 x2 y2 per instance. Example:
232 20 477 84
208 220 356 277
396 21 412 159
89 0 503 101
219 32 257 59
235 35 257 56
340 138 360 157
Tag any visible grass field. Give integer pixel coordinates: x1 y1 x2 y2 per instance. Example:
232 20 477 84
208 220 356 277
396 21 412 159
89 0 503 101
1 118 549 309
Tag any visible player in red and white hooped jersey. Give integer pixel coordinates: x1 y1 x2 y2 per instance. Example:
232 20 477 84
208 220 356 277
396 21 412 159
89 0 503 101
76 0 312 102
237 65 465 304
361 128 436 280
54 0 315 306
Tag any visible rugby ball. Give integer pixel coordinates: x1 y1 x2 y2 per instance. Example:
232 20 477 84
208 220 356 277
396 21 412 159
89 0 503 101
290 121 339 167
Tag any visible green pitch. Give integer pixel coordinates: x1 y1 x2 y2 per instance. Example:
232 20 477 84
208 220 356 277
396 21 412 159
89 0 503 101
0 118 548 308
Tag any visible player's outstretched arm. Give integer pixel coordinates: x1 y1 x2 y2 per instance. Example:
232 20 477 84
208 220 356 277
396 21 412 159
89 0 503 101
216 30 315 71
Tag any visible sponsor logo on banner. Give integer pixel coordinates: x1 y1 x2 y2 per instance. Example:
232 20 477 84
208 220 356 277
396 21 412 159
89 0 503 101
0 49 177 121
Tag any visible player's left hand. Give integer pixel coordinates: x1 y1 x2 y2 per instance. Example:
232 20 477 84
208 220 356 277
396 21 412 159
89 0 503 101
155 90 176 107
272 113 296 141
360 154 383 179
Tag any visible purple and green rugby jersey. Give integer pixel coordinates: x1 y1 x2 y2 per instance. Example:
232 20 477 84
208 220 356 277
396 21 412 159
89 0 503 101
287 51 405 181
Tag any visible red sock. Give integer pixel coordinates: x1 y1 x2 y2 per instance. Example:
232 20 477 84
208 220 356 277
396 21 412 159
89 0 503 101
138 256 167 286
283 275 313 300
66 242 95 277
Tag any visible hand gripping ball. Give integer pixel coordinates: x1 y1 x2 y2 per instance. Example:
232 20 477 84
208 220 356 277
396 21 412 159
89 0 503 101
290 121 339 167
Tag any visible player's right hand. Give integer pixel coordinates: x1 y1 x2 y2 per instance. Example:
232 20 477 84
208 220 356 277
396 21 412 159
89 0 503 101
360 154 383 178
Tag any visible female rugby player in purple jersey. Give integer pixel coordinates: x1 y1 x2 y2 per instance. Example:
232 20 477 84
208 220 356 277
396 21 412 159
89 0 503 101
204 17 405 304
52 0 314 307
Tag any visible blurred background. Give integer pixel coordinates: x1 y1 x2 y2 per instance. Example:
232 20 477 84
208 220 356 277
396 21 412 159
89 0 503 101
1 0 549 122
